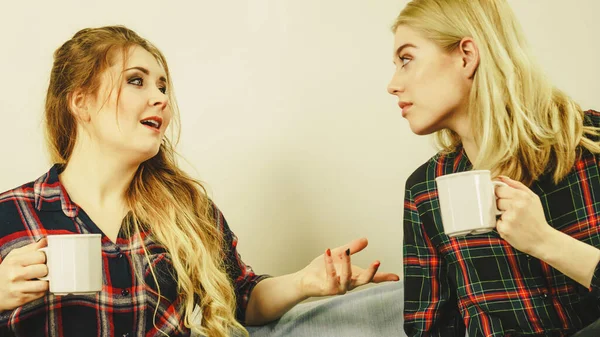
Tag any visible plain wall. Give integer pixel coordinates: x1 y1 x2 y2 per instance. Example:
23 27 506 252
1 1 598 283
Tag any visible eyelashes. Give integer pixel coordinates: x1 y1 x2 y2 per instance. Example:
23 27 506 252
127 75 167 94
399 56 412 67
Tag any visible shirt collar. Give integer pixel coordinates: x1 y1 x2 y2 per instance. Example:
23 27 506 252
34 164 79 218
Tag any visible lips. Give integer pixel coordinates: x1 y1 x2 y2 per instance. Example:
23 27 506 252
398 102 412 110
398 102 413 117
140 116 163 130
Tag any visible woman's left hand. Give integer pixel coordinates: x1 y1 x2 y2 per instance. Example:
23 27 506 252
495 176 556 257
293 238 399 298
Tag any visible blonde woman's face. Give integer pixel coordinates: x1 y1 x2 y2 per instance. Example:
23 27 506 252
83 46 172 162
387 26 471 135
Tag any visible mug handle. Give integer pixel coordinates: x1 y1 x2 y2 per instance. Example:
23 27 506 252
492 181 508 215
37 247 50 281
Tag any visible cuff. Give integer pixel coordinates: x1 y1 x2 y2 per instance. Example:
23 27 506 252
588 259 600 293
236 274 272 324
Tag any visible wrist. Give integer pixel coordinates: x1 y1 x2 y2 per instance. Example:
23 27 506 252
534 226 564 264
290 270 310 301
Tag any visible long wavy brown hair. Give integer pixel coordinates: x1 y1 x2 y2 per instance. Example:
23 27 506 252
44 25 246 337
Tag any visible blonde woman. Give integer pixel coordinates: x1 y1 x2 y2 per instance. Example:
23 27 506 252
388 0 600 336
0 26 399 337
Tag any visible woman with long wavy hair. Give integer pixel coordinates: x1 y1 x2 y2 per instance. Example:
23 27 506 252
0 25 399 337
389 0 600 336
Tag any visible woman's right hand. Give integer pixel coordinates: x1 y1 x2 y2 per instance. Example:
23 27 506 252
0 238 49 312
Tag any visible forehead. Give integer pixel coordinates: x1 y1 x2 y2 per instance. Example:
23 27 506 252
110 45 167 79
393 25 425 48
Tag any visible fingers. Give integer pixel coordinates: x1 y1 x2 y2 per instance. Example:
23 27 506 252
498 176 536 196
353 260 380 286
332 238 368 256
372 272 401 283
14 291 47 304
494 184 519 199
352 261 400 287
495 180 534 208
496 198 510 212
7 238 47 257
19 280 49 294
14 251 47 267
340 249 351 292
323 249 338 288
22 264 49 280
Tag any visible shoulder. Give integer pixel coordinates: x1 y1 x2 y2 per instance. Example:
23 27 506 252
0 180 37 213
0 180 38 251
405 151 457 193
584 109 600 128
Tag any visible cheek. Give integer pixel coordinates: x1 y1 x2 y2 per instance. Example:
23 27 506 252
415 66 464 111
115 93 147 120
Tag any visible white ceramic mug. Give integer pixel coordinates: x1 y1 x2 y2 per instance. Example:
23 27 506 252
38 234 103 295
435 170 506 237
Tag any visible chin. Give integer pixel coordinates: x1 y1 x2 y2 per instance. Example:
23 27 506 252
408 123 438 136
133 146 162 164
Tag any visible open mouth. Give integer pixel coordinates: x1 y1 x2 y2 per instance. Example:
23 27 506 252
140 117 163 130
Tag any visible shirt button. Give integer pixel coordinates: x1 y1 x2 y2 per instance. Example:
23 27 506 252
117 253 124 259
541 292 549 299
526 254 532 259
121 289 130 296
122 333 130 337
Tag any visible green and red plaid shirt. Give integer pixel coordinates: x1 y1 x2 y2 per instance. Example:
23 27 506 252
403 110 600 337
0 165 269 337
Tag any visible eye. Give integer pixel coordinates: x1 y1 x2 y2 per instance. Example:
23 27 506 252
128 77 143 86
399 56 412 68
158 86 167 94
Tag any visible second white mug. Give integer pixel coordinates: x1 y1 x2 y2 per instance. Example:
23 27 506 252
435 170 506 237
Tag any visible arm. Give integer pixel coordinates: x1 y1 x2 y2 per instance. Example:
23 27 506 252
495 176 600 289
213 205 308 325
212 205 271 325
244 237 399 326
214 204 399 326
403 187 465 337
535 228 600 289
244 273 306 325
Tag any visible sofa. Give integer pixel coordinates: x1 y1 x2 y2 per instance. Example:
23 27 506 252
245 281 404 337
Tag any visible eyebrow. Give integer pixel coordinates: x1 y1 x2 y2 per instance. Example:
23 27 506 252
395 43 417 58
124 66 167 83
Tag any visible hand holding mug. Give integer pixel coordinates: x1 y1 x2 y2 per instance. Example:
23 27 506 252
0 239 49 312
495 176 554 256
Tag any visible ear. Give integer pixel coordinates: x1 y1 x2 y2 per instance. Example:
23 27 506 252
458 37 480 79
68 89 91 122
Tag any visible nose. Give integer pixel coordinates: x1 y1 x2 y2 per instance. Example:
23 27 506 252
150 89 168 110
387 70 404 96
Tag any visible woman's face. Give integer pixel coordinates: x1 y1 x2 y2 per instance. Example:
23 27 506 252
78 45 172 162
387 25 474 136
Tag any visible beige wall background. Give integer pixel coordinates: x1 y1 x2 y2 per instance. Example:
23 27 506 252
1 1 598 283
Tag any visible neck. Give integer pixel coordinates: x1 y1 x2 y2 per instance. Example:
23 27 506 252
461 137 479 165
59 141 139 212
450 110 479 164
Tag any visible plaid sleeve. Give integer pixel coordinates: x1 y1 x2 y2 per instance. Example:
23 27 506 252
0 255 14 335
212 203 271 323
0 308 10 332
403 186 465 337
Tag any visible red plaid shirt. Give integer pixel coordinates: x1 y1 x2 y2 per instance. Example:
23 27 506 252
0 165 269 337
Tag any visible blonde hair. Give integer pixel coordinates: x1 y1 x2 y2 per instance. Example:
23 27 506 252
44 26 246 337
393 0 600 185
